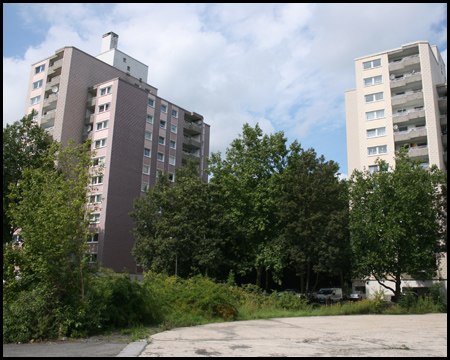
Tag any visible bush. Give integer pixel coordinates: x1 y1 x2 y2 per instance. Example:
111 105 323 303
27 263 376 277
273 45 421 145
278 292 310 311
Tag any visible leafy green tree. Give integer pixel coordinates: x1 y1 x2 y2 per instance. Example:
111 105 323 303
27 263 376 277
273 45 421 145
131 160 230 278
348 148 446 302
277 143 351 293
3 110 54 243
5 139 98 302
207 124 289 287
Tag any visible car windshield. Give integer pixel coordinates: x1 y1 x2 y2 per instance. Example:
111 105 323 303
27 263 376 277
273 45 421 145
319 290 333 295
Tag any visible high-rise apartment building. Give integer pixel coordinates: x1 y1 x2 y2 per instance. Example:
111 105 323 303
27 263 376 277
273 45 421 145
24 32 210 273
345 40 447 298
345 40 447 175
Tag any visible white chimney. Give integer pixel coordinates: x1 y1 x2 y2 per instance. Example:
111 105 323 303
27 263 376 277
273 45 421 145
101 32 119 53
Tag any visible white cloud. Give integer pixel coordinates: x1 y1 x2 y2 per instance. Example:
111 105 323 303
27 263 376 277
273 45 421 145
3 3 447 172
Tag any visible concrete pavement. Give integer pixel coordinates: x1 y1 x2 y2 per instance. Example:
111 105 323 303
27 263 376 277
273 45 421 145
139 314 447 357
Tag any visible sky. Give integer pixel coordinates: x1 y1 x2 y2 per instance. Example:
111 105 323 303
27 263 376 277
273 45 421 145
3 3 447 178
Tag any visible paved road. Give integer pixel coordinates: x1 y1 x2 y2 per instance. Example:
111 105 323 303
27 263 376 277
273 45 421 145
4 314 447 357
141 314 447 357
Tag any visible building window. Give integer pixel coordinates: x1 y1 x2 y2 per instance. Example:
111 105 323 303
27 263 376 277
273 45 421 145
366 109 385 121
145 131 152 141
100 86 112 96
367 127 386 138
92 156 105 167
157 152 164 162
32 80 43 90
89 194 102 204
85 252 97 263
170 140 176 149
365 92 384 103
143 164 150 175
161 104 168 113
87 233 99 243
30 96 41 105
91 176 103 185
141 182 149 192
172 109 178 118
168 173 175 182
160 120 166 129
171 124 177 133
123 58 126 63
363 58 381 70
35 64 45 74
89 213 100 223
146 114 153 124
144 148 151 157
96 120 109 131
94 138 107 149
368 145 387 156
158 136 165 145
169 155 176 166
127 66 131 71
98 103 110 113
368 165 378 173
364 75 382 87
148 98 155 107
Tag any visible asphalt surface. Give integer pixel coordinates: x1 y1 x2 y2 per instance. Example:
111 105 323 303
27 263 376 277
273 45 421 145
3 314 447 357
141 314 447 357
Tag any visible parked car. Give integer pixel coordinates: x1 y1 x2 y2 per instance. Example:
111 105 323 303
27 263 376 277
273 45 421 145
349 291 365 301
316 288 343 304
277 289 300 297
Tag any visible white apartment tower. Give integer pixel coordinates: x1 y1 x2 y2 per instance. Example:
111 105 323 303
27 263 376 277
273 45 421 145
24 33 210 273
345 41 447 298
345 40 447 175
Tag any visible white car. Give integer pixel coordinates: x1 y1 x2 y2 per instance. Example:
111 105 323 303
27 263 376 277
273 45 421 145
349 291 365 301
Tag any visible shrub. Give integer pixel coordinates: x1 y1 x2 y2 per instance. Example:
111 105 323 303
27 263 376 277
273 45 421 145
278 292 310 311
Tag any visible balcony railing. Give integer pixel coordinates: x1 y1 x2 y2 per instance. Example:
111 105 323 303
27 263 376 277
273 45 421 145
391 89 422 100
393 107 424 117
389 54 419 66
390 71 421 83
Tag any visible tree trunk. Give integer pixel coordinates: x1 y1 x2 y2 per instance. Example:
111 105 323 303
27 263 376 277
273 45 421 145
300 274 305 293
305 263 311 294
265 267 269 291
312 271 320 292
256 265 263 288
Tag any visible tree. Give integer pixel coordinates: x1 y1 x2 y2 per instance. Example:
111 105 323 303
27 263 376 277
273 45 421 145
3 110 54 243
348 148 446 302
277 143 351 293
131 160 230 278
5 139 98 302
207 123 289 287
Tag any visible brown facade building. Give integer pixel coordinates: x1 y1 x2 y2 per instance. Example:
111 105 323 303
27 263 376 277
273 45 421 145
24 32 210 273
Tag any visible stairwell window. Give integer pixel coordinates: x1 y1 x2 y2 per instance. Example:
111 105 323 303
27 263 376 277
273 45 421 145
170 140 176 149
172 109 178 118
96 120 108 131
94 138 107 149
364 75 382 86
144 148 151 157
87 233 99 243
368 145 387 156
35 64 45 74
143 164 150 175
169 155 176 166
91 176 103 185
146 114 153 124
366 109 385 121
367 127 386 138
148 98 155 107
92 156 105 167
89 213 100 223
157 152 164 162
161 104 168 113
158 136 165 145
32 80 43 90
100 86 112 96
363 58 381 70
365 92 384 103
98 103 110 113
30 96 41 105
89 194 102 204
145 131 152 141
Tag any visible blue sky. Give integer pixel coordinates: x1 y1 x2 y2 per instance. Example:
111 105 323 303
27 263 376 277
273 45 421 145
3 3 447 178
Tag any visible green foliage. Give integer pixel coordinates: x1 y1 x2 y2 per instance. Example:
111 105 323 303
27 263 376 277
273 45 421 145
278 292 310 311
277 143 350 292
348 147 447 301
87 269 157 330
3 110 55 243
131 160 230 278
142 272 238 328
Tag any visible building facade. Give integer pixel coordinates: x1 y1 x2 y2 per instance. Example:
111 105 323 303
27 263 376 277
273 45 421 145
345 41 447 299
24 32 210 273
